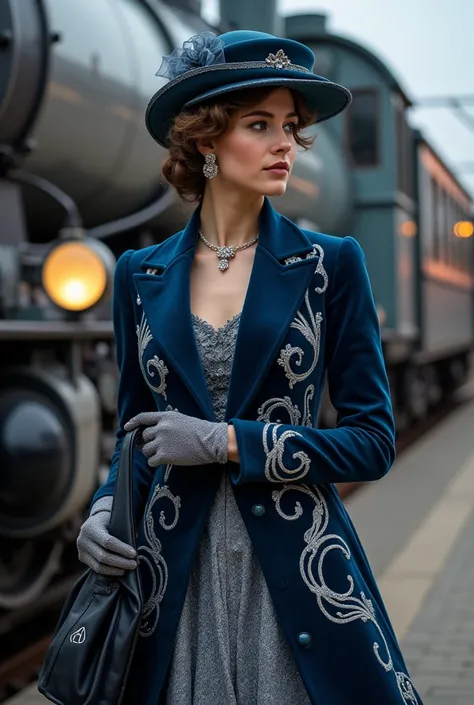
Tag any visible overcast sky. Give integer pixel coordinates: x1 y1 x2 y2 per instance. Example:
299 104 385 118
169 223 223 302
202 0 474 198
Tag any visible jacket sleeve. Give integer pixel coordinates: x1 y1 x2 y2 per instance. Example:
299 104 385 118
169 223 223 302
229 236 396 485
91 249 156 517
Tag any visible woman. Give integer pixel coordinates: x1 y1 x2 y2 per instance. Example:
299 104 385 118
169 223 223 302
77 29 422 705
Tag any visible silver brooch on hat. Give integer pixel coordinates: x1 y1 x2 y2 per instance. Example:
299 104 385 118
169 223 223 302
265 49 292 69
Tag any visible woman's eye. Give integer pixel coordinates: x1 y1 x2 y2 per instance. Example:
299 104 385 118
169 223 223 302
249 121 266 130
248 121 299 132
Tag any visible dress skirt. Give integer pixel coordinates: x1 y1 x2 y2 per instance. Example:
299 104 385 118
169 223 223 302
163 314 311 704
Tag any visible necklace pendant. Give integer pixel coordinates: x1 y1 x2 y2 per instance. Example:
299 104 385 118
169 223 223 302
217 245 235 260
216 245 234 272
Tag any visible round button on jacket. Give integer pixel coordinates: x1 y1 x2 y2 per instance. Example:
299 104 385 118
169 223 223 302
297 632 312 648
251 504 265 517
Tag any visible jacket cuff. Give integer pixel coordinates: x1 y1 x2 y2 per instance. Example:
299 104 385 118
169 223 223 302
227 418 260 484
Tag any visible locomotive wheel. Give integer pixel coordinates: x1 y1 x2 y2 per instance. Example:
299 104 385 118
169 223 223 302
0 537 63 610
424 364 442 407
404 365 429 421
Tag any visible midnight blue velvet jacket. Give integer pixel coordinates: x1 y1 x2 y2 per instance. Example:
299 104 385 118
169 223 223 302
93 198 422 705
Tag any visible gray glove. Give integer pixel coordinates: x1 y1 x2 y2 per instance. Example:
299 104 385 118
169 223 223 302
76 496 138 576
124 410 228 467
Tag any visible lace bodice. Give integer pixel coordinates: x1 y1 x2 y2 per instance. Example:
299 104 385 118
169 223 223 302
191 312 241 422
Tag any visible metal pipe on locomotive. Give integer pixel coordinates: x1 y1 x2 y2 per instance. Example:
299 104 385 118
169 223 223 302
0 0 473 611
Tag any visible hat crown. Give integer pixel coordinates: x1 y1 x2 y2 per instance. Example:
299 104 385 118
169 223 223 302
219 30 315 72
220 30 275 44
146 28 352 147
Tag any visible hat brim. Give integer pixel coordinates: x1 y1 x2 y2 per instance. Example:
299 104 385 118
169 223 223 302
145 65 352 147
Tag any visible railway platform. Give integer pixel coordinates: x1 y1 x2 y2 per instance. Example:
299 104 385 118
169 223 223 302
5 391 474 705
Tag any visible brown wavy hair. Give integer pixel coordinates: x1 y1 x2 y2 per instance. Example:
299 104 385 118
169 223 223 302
161 87 317 202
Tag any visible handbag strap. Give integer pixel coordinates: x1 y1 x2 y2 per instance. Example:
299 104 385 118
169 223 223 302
108 428 141 547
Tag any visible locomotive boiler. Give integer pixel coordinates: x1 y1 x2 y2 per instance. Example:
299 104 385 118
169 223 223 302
0 0 353 609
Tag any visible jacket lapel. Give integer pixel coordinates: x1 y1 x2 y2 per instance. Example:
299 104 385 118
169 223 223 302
133 207 217 422
225 198 321 420
133 198 322 423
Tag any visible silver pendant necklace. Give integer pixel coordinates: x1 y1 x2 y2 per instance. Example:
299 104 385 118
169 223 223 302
198 230 259 271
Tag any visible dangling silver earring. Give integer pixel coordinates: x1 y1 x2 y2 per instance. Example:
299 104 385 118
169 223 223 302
203 153 218 179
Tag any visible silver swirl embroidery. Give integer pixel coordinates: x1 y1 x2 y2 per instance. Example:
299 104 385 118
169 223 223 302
302 385 314 426
396 674 419 704
138 404 181 637
138 479 181 638
284 244 329 295
156 485 181 531
136 311 169 399
278 245 327 389
262 422 310 482
256 387 314 427
257 396 302 425
312 244 329 294
278 296 322 389
271 484 418 704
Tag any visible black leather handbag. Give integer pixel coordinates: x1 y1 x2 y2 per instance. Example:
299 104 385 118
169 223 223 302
38 429 143 705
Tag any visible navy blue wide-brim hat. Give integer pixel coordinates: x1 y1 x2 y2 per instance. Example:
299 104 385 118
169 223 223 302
146 30 352 147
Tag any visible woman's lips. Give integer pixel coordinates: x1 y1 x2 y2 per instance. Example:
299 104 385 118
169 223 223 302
265 166 289 175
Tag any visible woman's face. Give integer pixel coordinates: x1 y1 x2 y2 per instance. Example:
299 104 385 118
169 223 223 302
210 88 299 198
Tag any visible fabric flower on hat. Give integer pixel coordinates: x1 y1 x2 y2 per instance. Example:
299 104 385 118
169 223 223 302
156 31 225 80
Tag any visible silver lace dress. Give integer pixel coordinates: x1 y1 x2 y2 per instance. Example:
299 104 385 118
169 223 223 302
164 313 311 705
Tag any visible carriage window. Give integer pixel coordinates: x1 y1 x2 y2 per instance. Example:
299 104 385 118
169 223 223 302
436 185 446 262
431 178 446 262
346 90 379 167
396 105 414 198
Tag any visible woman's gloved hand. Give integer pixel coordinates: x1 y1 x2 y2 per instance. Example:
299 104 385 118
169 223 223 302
76 496 138 576
124 410 228 467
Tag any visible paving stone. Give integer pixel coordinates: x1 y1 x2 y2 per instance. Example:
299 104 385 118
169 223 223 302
402 506 474 701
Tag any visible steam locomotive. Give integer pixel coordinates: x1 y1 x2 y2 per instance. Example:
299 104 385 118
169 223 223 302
0 0 473 611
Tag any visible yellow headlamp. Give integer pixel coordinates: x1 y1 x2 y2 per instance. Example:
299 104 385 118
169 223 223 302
42 236 116 312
